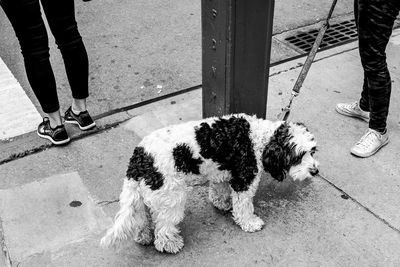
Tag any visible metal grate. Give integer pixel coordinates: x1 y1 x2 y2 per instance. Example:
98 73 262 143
285 19 358 53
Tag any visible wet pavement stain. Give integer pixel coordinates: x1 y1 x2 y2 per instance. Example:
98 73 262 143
69 200 82 207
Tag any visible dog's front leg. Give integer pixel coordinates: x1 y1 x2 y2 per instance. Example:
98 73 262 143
230 174 264 232
209 181 232 211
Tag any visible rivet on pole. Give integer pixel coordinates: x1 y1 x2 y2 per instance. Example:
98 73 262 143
212 8 217 18
210 92 217 102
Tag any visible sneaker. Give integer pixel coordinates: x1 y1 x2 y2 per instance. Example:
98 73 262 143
37 118 70 145
336 101 369 122
64 106 96 131
350 129 389 158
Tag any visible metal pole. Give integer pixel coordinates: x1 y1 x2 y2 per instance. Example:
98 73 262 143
201 0 275 118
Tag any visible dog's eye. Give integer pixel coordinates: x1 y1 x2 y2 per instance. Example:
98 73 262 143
291 151 306 165
310 147 318 156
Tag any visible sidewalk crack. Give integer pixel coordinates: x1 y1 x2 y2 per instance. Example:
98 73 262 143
317 174 400 235
0 217 12 267
97 199 119 206
269 46 358 77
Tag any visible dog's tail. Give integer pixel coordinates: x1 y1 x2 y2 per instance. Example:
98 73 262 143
100 178 147 248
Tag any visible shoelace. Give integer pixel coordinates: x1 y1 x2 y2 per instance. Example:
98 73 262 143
41 117 51 130
356 130 379 149
344 101 360 112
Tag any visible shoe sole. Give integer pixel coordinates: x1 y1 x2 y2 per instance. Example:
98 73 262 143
37 131 71 145
335 106 369 122
65 120 96 131
350 138 389 158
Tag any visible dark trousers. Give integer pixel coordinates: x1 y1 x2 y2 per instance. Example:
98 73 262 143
1 0 89 113
355 0 400 132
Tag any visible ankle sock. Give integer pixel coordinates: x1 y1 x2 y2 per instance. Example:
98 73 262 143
373 128 387 135
50 123 63 130
71 107 83 116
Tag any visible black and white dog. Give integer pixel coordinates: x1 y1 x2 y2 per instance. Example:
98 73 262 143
101 113 319 253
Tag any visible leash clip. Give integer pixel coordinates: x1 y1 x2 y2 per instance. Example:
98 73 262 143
290 90 299 98
287 90 299 104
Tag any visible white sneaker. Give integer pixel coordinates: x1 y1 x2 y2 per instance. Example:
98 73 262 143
350 129 389 158
336 101 369 122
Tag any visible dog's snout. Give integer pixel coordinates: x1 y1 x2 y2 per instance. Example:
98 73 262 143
310 168 319 176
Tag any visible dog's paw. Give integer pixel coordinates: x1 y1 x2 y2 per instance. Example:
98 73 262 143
134 227 153 245
239 216 265 232
154 234 184 254
212 199 232 211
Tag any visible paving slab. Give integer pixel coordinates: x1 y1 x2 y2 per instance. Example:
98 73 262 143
0 172 110 263
0 57 42 141
124 89 202 137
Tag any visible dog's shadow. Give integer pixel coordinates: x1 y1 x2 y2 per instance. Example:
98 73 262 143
114 174 314 256
254 173 314 219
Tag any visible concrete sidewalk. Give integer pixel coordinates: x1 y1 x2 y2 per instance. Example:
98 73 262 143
1 32 400 266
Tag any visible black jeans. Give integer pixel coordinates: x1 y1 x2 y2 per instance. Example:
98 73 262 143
355 0 400 132
1 0 89 113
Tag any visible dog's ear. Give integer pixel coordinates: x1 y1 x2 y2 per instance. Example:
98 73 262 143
294 122 305 127
294 121 309 131
262 123 294 181
262 139 288 182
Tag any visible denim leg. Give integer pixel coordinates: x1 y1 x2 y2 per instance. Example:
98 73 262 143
1 0 60 113
41 0 89 100
356 0 400 132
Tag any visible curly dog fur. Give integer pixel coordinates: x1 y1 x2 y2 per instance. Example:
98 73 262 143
100 113 319 253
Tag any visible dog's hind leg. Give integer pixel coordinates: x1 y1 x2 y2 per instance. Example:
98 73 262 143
148 182 187 254
134 203 153 245
100 179 152 247
230 174 264 232
209 181 232 211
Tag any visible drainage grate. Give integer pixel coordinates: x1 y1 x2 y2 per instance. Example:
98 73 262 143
285 19 358 53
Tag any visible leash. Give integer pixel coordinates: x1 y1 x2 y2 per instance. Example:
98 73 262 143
277 0 339 121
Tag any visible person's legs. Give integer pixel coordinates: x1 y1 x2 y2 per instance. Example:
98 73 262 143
357 0 399 133
40 0 90 113
348 0 400 157
335 1 371 121
354 0 370 112
39 0 95 131
1 0 63 128
337 0 400 157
